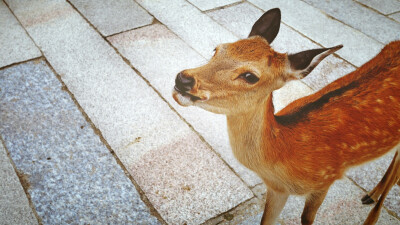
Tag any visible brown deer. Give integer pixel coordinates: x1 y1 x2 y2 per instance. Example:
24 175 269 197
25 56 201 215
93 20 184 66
172 8 400 225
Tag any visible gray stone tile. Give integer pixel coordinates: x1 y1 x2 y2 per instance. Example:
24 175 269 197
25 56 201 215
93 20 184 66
280 178 399 224
6 1 253 223
0 1 41 68
206 2 356 91
249 0 383 67
347 152 400 218
303 0 400 44
187 0 241 11
69 0 153 36
357 0 400 15
137 0 238 59
0 141 38 225
0 60 160 224
389 12 400 23
108 24 263 187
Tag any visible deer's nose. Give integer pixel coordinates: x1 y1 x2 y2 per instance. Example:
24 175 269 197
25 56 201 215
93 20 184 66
175 72 195 92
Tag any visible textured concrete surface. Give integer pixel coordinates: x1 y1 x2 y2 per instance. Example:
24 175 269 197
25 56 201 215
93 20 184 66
390 12 400 23
303 0 400 44
249 0 383 67
0 60 159 224
0 0 41 68
188 0 240 11
6 1 253 224
1 0 400 224
0 141 38 225
137 0 238 59
69 0 153 36
357 0 400 15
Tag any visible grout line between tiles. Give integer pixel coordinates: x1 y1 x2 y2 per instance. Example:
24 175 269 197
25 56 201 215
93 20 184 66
0 135 43 225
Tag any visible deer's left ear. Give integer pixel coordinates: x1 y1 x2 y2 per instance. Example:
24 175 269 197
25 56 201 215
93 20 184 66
249 8 281 44
288 45 343 79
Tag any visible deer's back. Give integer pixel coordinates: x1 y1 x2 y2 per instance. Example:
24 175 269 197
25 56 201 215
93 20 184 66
264 41 400 192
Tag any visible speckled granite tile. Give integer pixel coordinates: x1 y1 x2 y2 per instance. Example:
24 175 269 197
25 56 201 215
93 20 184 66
132 132 253 224
206 2 356 91
108 24 263 187
0 1 41 68
303 0 400 44
357 0 400 15
249 0 383 67
6 1 253 223
136 0 238 59
347 152 400 218
0 60 160 224
0 141 38 225
69 0 153 36
187 0 241 11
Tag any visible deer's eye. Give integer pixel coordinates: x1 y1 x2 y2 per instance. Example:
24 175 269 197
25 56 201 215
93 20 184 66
239 72 259 84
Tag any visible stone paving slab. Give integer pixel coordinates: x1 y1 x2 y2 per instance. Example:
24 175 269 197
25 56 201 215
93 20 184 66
347 152 400 217
240 178 399 225
0 60 159 224
249 0 383 67
137 0 238 59
303 0 400 44
0 141 38 225
207 2 355 91
0 0 41 68
187 0 241 11
108 23 262 187
357 0 400 15
6 1 253 223
69 0 153 36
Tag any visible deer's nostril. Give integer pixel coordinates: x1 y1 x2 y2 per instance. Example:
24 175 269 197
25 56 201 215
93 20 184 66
175 72 195 92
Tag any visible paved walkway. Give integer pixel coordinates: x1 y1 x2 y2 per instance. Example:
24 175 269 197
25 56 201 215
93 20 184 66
1 0 399 224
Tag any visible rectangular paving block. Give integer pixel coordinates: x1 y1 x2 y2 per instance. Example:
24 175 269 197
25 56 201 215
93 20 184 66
187 0 241 11
303 0 400 44
347 152 400 218
207 2 355 91
357 0 400 15
137 0 238 59
0 60 160 224
249 0 383 67
108 23 263 187
0 141 38 225
6 1 253 223
0 0 41 68
69 0 153 36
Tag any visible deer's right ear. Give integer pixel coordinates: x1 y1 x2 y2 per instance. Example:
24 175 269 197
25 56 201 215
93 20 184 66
248 8 281 44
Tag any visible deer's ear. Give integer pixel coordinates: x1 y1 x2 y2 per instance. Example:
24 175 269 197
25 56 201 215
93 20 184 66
288 45 343 79
249 8 281 44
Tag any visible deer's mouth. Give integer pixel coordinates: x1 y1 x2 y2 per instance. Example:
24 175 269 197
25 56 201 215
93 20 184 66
174 86 202 101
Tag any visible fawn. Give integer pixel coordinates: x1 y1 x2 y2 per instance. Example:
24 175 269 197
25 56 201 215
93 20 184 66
172 8 400 225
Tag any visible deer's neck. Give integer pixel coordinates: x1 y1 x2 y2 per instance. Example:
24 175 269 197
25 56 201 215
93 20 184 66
226 94 278 171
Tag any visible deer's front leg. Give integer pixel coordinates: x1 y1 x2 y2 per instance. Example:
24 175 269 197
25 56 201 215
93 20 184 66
261 188 289 225
301 189 329 225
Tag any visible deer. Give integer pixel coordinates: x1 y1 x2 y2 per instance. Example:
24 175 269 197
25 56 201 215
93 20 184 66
172 8 400 225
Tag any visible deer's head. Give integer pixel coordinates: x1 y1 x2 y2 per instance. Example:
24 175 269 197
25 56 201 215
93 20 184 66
172 8 342 115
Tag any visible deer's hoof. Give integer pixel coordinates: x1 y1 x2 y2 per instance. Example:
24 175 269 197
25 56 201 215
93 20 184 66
361 194 375 205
